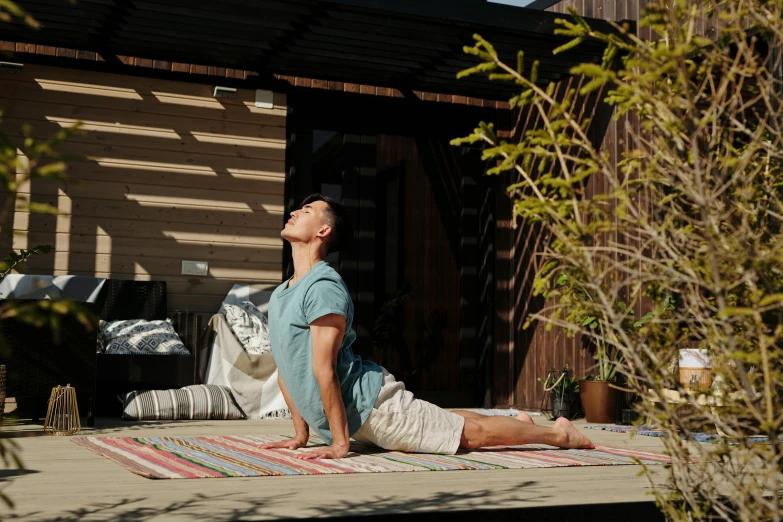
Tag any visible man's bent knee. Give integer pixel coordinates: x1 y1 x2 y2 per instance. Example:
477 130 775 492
459 418 486 449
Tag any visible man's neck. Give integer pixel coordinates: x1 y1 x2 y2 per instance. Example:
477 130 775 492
289 242 324 286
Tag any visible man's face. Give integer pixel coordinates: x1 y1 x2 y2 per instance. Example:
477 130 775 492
281 200 332 244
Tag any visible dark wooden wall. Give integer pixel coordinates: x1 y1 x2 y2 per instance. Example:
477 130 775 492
377 135 461 393
492 75 613 408
495 0 643 409
374 135 488 406
496 0 728 409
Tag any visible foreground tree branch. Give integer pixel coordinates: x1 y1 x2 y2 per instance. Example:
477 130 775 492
455 1 783 520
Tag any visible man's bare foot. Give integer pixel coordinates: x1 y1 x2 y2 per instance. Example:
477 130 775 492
554 417 595 449
515 411 535 424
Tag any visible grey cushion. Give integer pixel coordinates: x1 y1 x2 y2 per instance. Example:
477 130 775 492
53 275 106 303
120 384 246 420
0 275 106 302
20 284 61 300
0 275 55 299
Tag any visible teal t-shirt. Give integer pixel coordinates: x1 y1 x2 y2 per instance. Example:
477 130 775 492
268 261 383 444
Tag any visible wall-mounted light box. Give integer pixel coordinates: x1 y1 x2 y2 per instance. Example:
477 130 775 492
213 86 237 98
255 89 273 109
181 260 209 276
213 86 274 108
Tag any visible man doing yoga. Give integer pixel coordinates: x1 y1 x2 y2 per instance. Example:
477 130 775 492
260 194 595 459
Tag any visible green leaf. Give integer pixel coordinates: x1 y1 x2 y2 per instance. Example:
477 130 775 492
457 62 496 79
553 37 585 56
31 162 68 179
634 311 655 328
28 202 58 215
488 73 515 81
759 294 783 307
530 60 540 84
717 307 755 318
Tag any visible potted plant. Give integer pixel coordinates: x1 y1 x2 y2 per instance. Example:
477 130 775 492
558 273 676 423
555 272 625 423
580 374 619 423
578 334 622 424
538 364 580 420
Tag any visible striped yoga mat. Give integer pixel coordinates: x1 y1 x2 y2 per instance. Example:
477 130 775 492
73 435 671 480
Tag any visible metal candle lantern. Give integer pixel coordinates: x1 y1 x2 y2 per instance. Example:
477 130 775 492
540 367 580 420
539 368 558 419
44 384 80 436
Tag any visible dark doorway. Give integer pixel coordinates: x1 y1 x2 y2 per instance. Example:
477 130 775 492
285 89 499 407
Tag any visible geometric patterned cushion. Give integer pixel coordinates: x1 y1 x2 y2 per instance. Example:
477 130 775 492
100 318 190 355
119 384 246 420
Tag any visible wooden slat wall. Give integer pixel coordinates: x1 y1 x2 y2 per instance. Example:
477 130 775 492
499 0 726 408
0 63 286 312
497 0 638 409
376 135 461 393
494 71 607 409
338 134 378 353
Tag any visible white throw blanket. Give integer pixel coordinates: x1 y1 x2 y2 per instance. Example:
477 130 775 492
219 301 272 355
203 314 290 419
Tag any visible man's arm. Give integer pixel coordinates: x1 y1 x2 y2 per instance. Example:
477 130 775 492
295 313 349 460
259 374 310 450
279 374 310 442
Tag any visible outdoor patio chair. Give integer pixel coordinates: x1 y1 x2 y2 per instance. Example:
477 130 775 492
0 300 98 426
94 280 205 417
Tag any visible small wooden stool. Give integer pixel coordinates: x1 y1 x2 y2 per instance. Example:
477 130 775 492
643 388 737 437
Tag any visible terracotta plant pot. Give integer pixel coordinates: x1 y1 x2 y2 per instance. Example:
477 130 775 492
579 380 616 423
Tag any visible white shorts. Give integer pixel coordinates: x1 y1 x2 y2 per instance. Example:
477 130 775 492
352 368 465 455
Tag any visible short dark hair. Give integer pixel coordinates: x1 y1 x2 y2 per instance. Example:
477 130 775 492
300 193 353 254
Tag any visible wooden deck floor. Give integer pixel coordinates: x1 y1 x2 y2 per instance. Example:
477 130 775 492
0 416 670 521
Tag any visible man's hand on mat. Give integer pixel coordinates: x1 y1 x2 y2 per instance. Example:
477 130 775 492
294 443 350 460
260 436 309 451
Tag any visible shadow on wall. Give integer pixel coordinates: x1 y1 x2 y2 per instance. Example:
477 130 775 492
495 74 614 409
0 65 287 312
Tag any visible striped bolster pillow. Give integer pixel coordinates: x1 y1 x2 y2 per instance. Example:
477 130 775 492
120 384 246 421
